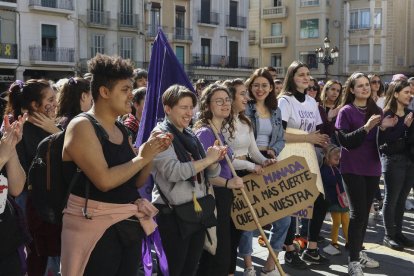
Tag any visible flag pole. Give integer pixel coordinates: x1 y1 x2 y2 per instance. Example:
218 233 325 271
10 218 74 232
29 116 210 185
208 120 285 276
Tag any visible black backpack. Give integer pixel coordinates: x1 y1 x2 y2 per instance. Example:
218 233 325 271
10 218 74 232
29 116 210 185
28 113 108 224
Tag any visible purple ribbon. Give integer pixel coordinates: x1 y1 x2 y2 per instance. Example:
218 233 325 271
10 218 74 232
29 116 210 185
142 228 169 276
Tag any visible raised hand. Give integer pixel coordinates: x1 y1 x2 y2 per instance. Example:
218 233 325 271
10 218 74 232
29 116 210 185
364 114 382 132
31 112 60 134
138 131 173 159
327 106 340 122
380 115 398 130
404 112 413 128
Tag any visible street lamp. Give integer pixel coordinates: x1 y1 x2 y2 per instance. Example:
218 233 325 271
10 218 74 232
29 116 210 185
315 36 339 80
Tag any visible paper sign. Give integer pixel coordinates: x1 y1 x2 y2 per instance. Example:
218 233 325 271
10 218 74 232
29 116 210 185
231 156 319 231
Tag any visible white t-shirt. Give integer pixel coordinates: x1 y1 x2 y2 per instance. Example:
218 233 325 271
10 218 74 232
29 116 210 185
278 94 322 133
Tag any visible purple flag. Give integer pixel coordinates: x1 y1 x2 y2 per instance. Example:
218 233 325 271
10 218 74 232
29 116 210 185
135 28 195 200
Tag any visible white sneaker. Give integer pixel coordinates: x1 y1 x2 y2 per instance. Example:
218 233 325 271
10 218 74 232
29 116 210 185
359 251 379 268
323 244 341 256
260 268 280 276
243 267 256 276
348 261 364 276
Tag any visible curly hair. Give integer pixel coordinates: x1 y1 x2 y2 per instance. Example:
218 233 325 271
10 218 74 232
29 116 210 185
57 77 90 118
193 83 235 140
88 54 134 102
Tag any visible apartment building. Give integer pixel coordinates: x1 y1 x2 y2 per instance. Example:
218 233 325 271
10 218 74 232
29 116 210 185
190 0 253 81
250 0 414 81
344 0 414 80
0 0 18 92
78 0 145 74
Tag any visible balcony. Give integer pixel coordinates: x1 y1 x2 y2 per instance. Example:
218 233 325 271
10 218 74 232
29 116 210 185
29 0 74 14
226 15 247 29
0 0 17 9
191 54 257 69
197 11 220 26
118 13 139 29
29 46 75 65
87 9 110 27
173 27 192 41
261 36 287 48
262 6 287 19
0 43 17 62
146 25 168 38
249 30 257 45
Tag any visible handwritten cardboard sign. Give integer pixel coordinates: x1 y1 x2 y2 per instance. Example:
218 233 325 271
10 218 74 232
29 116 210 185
231 156 319 231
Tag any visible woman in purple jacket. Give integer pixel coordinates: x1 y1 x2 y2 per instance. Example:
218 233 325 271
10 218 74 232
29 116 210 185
335 72 396 276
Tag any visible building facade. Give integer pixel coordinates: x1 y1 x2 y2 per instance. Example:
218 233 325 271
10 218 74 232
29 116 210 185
249 0 414 82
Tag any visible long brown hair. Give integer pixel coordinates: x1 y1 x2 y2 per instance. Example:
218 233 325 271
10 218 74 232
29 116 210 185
279 60 309 97
222 78 252 129
245 68 278 111
320 80 343 109
383 80 410 113
193 83 235 139
340 72 381 121
57 77 91 118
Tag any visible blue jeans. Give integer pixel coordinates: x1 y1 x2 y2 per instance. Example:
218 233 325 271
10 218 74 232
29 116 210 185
382 154 414 237
239 216 291 256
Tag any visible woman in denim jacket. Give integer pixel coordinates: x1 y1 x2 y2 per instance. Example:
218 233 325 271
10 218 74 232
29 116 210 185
238 68 290 276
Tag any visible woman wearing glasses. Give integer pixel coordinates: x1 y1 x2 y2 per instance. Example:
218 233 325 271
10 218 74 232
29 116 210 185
368 74 385 109
193 84 244 276
237 68 290 276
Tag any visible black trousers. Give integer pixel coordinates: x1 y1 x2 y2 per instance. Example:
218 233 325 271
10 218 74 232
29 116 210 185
342 174 379 261
84 219 144 276
284 193 328 245
0 250 23 276
157 210 205 276
197 187 234 276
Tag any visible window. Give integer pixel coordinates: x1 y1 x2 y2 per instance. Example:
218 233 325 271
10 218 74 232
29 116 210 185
41 0 57 8
41 24 57 61
349 45 369 64
274 0 282 7
176 46 184 65
374 9 382 29
300 19 319 38
271 53 282 68
229 41 238 68
300 0 319 7
120 0 133 26
120 37 132 59
300 52 317 69
350 9 370 30
201 38 211 66
271 23 282 36
150 4 160 36
229 1 238 28
373 44 381 64
201 0 211 24
90 0 104 24
175 6 185 39
92 34 104 57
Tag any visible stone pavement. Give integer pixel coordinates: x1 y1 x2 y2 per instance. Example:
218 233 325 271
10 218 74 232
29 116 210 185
235 210 414 276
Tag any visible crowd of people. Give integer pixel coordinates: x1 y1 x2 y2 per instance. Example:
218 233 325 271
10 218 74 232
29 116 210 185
1 53 414 276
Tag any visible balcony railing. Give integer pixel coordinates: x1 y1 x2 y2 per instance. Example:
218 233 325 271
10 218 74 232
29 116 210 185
349 24 370 30
261 35 287 48
1 0 17 2
226 15 247 28
118 13 139 28
197 11 219 25
0 43 17 59
29 46 75 63
300 0 320 7
87 9 110 26
146 25 168 37
191 54 257 69
29 0 74 11
262 6 287 19
173 27 192 41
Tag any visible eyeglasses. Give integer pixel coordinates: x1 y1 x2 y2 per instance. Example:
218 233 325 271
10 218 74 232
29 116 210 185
370 80 381 84
307 86 318 91
212 98 232 106
251 83 270 90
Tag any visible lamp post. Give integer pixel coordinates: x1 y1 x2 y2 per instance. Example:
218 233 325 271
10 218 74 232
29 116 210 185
315 37 339 80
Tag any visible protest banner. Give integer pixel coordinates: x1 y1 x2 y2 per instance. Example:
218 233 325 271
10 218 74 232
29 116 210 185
231 156 319 231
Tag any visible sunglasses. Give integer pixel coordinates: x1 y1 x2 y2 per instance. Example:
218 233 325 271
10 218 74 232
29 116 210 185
307 86 318 91
370 80 381 84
